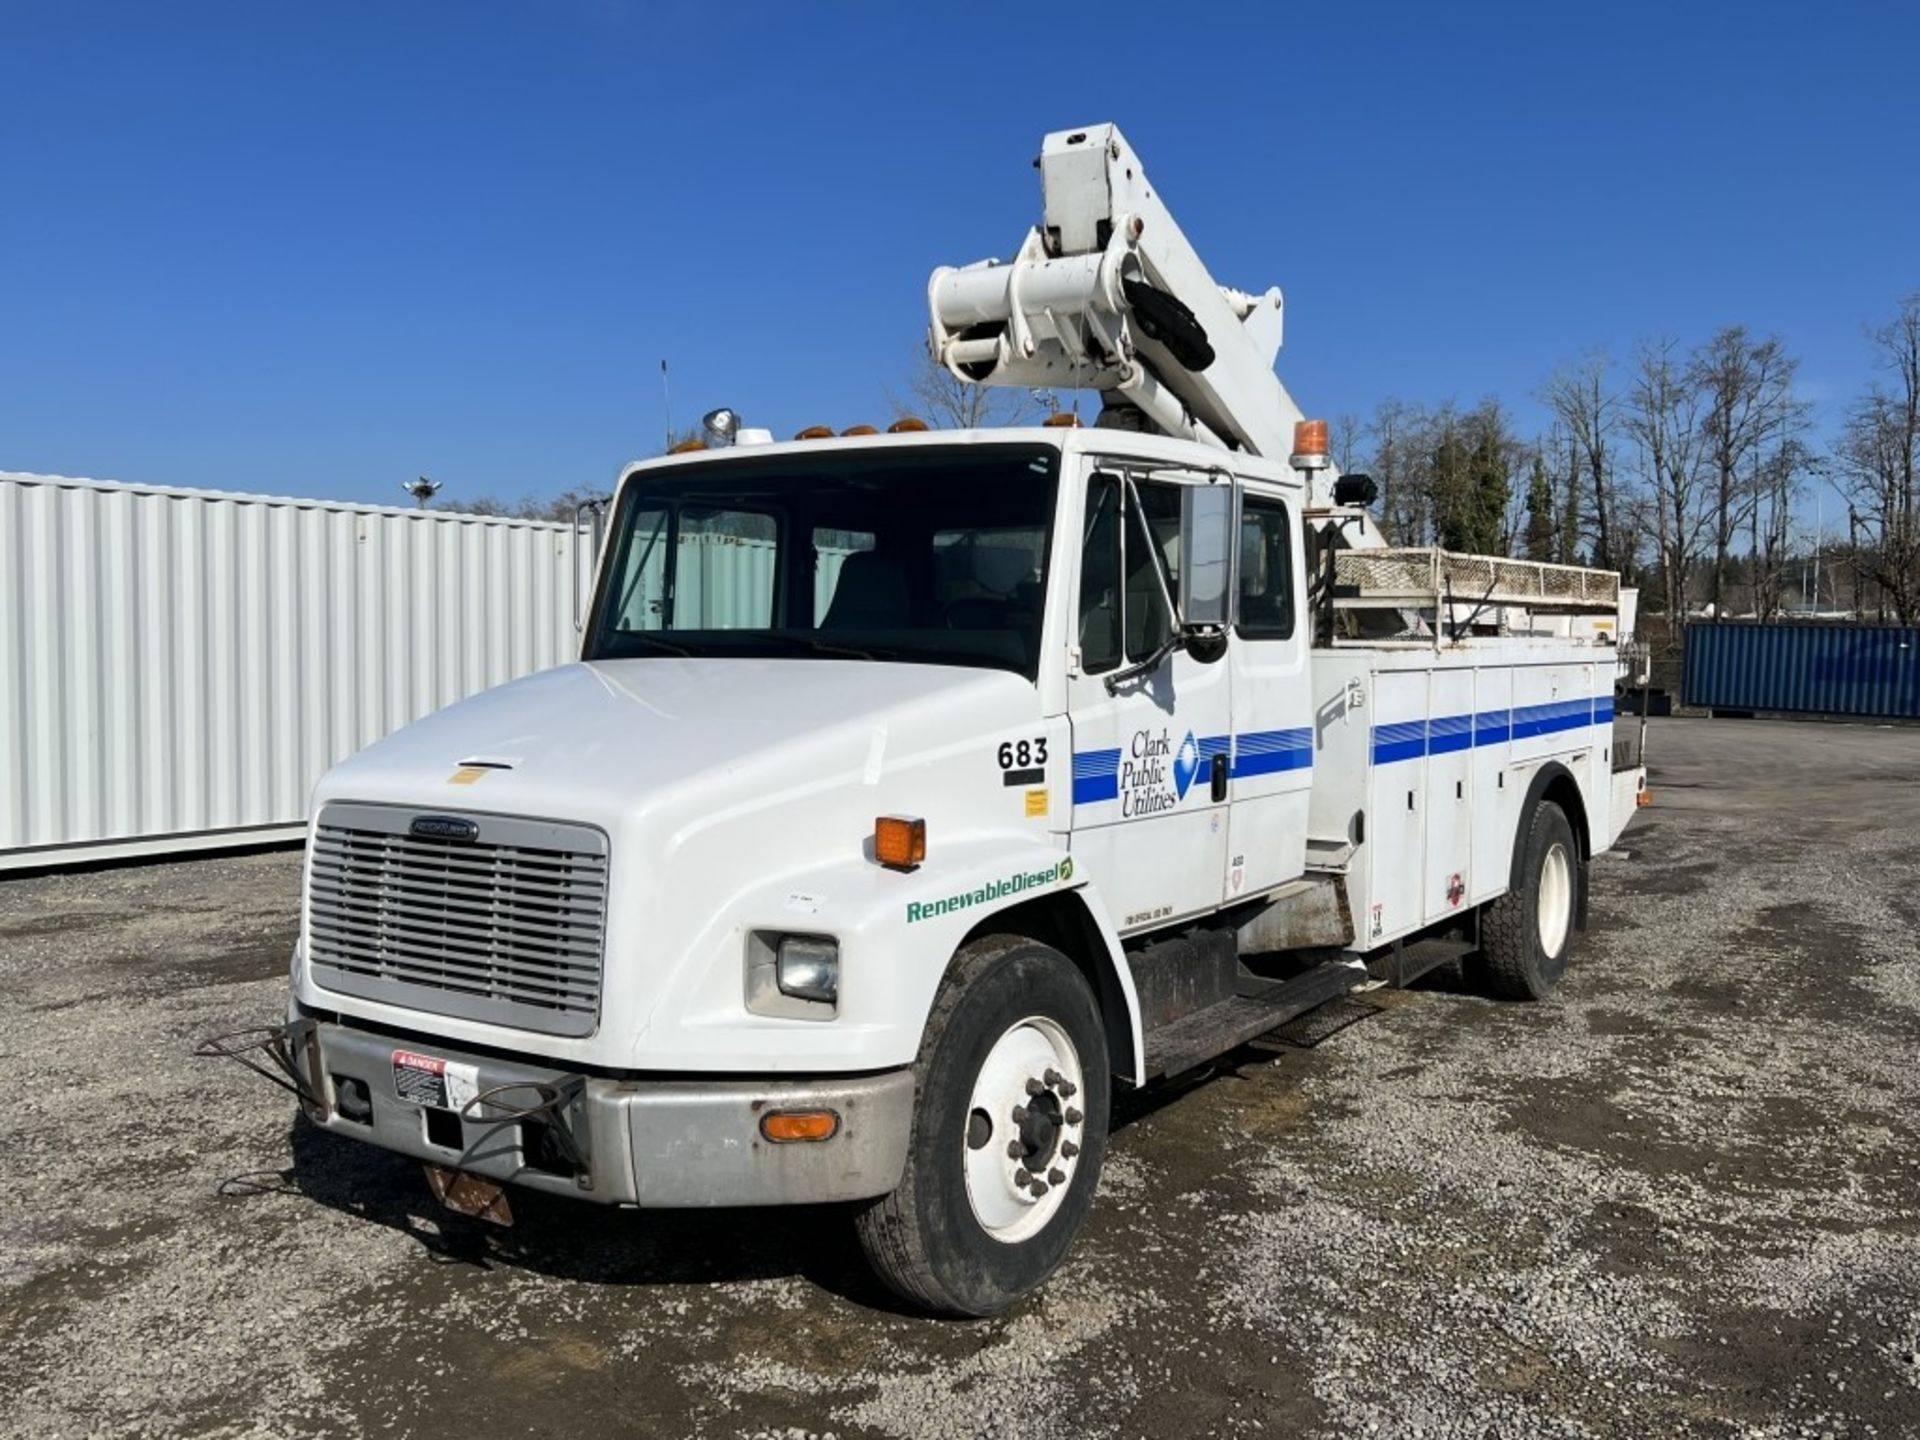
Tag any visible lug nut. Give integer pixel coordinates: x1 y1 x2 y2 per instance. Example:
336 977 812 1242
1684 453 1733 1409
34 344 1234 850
1007 1140 1024 1159
1048 1167 1066 1185
1057 1080 1077 1098
1043 1068 1063 1087
1061 1140 1080 1158
1030 1180 1049 1197
1014 1168 1031 1186
1011 1105 1029 1124
1025 1078 1045 1096
1065 1107 1083 1126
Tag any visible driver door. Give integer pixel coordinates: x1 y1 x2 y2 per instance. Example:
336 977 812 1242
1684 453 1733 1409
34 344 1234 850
1066 466 1232 935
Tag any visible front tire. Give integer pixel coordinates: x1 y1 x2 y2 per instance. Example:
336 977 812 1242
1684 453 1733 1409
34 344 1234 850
1480 800 1579 1000
855 935 1110 1316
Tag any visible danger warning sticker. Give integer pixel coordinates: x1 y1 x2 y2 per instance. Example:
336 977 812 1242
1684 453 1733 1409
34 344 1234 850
392 1049 479 1112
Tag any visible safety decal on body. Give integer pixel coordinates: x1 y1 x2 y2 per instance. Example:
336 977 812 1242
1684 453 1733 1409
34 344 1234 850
392 1049 479 1111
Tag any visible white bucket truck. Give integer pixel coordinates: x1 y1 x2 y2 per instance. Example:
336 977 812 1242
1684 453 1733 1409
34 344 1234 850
229 125 1646 1315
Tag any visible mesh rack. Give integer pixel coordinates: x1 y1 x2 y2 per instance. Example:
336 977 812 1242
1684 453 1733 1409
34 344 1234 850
1332 547 1620 614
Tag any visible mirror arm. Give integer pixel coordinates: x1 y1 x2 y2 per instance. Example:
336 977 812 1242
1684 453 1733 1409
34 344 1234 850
1102 631 1186 696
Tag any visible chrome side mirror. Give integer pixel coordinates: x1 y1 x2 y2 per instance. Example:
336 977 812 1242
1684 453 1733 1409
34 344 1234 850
1178 481 1234 631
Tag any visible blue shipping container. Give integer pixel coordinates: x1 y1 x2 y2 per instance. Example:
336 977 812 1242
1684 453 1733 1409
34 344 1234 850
1684 622 1920 719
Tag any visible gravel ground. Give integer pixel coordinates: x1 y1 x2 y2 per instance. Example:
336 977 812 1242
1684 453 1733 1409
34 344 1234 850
2 715 1918 1439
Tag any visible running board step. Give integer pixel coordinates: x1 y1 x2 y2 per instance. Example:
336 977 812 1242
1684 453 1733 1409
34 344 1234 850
1142 961 1369 1079
1365 936 1474 989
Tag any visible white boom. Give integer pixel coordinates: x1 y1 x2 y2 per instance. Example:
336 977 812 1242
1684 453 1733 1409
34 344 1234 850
929 123 1313 474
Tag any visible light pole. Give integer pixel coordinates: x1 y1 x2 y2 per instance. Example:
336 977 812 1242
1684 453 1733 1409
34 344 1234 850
402 475 442 509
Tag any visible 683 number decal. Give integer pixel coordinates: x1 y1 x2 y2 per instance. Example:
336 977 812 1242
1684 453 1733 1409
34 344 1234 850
997 736 1048 786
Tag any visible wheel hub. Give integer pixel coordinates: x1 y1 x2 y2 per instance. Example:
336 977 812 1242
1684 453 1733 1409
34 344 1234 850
962 1017 1086 1243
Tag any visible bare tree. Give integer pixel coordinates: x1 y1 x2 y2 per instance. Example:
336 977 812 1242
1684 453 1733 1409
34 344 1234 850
887 346 1039 429
1690 327 1801 614
1541 352 1620 570
1624 338 1706 631
1838 294 1920 623
1331 411 1364 473
1364 397 1426 545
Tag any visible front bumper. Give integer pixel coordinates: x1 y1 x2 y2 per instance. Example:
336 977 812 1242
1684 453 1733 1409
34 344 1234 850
293 1018 916 1207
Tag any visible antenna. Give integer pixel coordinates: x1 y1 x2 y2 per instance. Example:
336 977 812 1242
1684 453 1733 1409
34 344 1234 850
660 359 673 451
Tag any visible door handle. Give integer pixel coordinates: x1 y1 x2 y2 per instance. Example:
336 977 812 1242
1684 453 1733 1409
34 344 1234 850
1211 752 1229 802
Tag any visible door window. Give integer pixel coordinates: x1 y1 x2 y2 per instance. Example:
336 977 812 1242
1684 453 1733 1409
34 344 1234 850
1077 477 1123 674
1237 496 1295 640
1076 475 1191 671
1126 482 1182 661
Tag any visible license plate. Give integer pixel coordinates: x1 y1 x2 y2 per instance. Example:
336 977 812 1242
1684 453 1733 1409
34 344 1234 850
423 1163 514 1226
391 1049 480 1112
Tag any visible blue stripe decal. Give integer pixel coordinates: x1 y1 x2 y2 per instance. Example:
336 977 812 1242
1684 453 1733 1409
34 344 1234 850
1372 697 1613 766
1071 746 1121 805
1371 719 1427 766
1231 725 1314 777
1070 725 1314 805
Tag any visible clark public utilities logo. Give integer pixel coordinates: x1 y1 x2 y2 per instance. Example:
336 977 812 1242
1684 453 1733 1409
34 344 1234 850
906 856 1074 924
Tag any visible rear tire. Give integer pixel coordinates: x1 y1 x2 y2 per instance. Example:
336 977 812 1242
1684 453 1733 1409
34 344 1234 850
1480 800 1579 1000
854 935 1110 1317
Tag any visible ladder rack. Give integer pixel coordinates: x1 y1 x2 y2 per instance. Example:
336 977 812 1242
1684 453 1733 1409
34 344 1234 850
1332 548 1620 615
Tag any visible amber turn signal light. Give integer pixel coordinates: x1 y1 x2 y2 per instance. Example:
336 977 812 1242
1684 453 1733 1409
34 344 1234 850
875 815 926 870
887 416 930 433
760 1110 839 1143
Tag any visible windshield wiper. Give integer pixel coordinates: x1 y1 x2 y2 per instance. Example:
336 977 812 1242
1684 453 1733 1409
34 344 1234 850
779 635 899 661
616 632 696 658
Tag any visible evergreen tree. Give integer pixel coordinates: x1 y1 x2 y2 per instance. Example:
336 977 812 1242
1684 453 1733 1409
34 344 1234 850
1525 451 1557 560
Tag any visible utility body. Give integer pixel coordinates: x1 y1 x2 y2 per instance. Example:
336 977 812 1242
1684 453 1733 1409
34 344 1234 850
267 125 1647 1314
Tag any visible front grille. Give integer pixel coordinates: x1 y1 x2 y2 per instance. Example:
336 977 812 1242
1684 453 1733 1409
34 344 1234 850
306 803 609 1037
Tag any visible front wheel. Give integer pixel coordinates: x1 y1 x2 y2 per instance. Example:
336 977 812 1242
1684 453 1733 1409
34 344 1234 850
855 935 1110 1316
1479 799 1580 1000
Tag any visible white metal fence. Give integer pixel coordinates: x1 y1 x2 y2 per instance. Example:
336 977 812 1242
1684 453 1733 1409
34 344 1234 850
1 471 582 870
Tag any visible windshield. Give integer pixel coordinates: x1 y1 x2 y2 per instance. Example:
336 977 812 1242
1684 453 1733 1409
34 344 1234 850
586 445 1059 678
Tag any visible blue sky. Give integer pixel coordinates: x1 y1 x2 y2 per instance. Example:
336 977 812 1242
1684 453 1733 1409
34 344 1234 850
2 1 1914 510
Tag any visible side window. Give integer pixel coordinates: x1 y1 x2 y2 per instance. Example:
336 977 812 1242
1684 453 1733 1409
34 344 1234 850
1126 481 1181 662
1077 476 1122 674
675 507 778 628
1238 495 1295 640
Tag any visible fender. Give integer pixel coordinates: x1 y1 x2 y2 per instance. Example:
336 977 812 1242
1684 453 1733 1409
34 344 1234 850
635 834 1142 1079
1508 759 1592 928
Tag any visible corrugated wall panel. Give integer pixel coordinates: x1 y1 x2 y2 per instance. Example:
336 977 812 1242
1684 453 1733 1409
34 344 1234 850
0 472 583 868
1684 622 1920 719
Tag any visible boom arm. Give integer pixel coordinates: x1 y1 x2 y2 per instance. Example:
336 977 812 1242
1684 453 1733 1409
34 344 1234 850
928 124 1309 465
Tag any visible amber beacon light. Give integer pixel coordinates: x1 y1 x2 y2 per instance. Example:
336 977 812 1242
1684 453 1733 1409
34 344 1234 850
874 815 927 870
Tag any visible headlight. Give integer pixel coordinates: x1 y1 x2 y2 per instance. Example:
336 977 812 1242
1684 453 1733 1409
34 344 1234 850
776 936 839 1004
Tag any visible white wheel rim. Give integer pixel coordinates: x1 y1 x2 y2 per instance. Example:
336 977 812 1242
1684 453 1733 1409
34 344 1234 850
962 1015 1086 1244
1537 841 1572 957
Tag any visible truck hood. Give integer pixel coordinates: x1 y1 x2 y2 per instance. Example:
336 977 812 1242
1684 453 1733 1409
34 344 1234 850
314 656 1039 834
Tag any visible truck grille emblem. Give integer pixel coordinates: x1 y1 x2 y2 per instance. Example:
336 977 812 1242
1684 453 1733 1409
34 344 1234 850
410 814 480 843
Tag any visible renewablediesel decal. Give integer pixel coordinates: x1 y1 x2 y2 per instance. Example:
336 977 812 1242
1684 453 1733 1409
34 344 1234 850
906 857 1074 924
